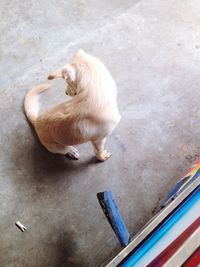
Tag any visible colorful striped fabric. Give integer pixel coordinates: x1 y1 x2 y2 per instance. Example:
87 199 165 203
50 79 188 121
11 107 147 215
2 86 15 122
163 157 200 207
147 217 200 267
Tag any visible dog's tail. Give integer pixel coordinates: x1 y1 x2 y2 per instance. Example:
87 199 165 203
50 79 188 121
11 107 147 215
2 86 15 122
24 83 51 126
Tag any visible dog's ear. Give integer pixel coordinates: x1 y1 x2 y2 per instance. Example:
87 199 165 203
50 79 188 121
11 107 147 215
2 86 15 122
62 64 76 81
77 48 86 55
48 64 75 81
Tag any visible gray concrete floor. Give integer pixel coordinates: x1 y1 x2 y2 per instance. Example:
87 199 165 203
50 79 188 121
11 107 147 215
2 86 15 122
1 0 200 266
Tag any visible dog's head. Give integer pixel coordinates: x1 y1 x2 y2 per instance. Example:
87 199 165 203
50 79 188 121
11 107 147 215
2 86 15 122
48 49 87 97
48 63 77 96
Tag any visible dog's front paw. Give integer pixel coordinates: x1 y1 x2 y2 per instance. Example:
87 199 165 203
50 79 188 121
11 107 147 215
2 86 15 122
65 146 79 160
96 150 111 161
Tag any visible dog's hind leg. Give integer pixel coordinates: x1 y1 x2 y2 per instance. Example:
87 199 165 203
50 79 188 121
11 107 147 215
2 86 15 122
44 143 79 160
92 138 111 161
65 146 80 160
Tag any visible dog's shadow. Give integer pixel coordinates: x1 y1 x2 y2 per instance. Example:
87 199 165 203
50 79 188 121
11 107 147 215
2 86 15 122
12 112 101 187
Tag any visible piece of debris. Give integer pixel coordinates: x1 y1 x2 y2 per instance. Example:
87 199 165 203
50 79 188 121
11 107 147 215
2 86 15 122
15 221 27 232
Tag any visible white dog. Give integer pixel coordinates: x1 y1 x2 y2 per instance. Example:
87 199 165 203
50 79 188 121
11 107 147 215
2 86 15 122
24 49 121 161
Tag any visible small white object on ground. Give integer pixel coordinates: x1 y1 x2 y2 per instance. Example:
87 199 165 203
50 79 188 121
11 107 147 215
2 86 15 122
15 221 27 232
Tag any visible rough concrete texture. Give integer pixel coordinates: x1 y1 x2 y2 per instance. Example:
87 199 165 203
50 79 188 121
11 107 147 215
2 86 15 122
1 0 200 266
